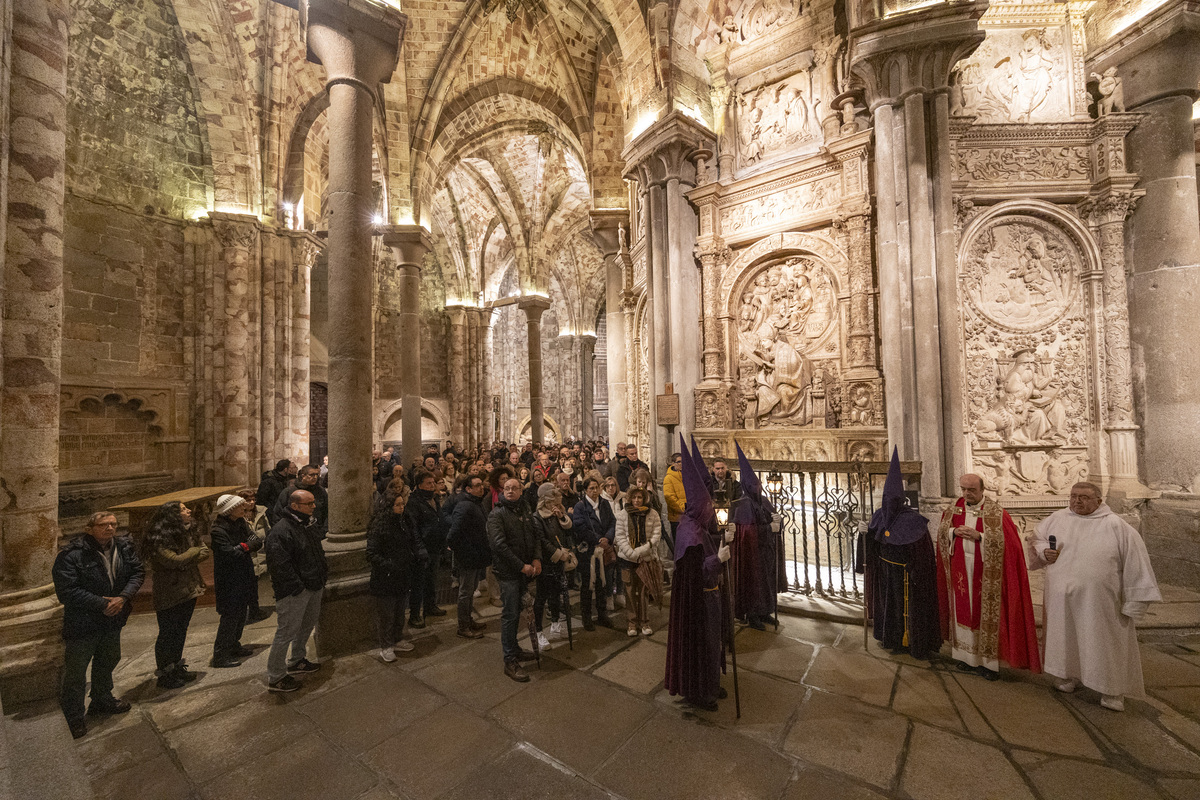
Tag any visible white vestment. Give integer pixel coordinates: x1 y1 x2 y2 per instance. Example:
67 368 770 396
1029 504 1161 697
949 503 999 671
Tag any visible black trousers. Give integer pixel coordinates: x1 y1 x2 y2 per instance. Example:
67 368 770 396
214 601 249 660
533 571 563 631
409 557 439 617
155 598 197 672
60 629 122 724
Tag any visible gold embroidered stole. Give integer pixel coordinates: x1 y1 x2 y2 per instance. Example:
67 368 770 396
938 498 1006 657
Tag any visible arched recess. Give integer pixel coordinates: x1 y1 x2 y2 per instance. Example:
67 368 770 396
171 0 261 213
516 413 563 442
282 91 331 208
59 392 167 482
718 231 850 318
376 398 452 445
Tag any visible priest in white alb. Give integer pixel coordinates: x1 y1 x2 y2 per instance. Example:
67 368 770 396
1028 481 1161 712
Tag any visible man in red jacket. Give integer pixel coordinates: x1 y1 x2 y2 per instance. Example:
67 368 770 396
936 473 1041 681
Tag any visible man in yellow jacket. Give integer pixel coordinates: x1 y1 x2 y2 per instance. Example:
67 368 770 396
663 452 686 541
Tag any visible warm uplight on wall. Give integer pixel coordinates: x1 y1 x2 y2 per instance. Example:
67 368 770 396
629 111 659 141
372 213 385 225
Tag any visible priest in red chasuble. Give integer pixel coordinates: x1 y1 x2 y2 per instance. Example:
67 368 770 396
936 473 1041 681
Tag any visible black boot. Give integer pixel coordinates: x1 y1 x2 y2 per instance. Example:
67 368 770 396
580 589 596 631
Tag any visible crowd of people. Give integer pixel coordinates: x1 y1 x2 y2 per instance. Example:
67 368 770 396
52 436 1165 738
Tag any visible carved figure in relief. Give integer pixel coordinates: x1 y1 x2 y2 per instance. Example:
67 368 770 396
963 222 1077 332
1091 67 1125 116
738 90 765 164
719 15 738 45
1012 30 1054 123
751 337 813 427
848 384 872 425
975 350 1067 446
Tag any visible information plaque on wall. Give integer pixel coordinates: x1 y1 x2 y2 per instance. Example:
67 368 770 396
657 384 680 427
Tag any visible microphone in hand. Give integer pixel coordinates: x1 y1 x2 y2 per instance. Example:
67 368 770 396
1048 535 1057 551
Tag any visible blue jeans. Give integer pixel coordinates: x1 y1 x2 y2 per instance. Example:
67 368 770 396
498 577 526 662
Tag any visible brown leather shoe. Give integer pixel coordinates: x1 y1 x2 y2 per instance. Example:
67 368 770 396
456 627 483 640
504 660 530 682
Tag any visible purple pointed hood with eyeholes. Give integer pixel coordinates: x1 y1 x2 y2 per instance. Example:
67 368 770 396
869 446 927 545
733 441 774 525
674 433 716 560
689 437 715 495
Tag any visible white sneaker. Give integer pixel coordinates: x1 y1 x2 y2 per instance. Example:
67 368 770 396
536 633 550 650
548 621 565 639
393 639 415 653
379 648 396 663
1055 679 1077 693
1101 694 1125 712
606 597 615 612
473 589 482 598
641 626 653 636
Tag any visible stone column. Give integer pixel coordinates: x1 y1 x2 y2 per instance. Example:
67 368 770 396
589 210 630 447
518 296 551 443
579 333 597 439
464 307 479 449
210 213 260 486
1088 2 1200 490
842 211 876 374
481 308 496 444
446 305 468 446
289 233 320 462
622 111 714 474
0 0 69 702
382 225 432 467
850 3 986 495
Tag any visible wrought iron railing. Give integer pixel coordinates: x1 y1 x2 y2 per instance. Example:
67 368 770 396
738 459 923 600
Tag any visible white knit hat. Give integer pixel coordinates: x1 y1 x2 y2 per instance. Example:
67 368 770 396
215 494 244 516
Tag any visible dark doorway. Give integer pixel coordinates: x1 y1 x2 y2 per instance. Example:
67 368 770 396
310 381 328 466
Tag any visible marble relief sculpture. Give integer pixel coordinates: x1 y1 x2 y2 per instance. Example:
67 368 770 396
1091 67 1125 115
975 349 1067 446
951 27 1069 123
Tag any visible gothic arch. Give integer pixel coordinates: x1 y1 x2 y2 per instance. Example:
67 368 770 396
718 230 850 320
376 398 452 443
516 413 563 442
958 199 1102 275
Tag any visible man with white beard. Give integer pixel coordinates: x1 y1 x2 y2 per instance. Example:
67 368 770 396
1029 481 1161 711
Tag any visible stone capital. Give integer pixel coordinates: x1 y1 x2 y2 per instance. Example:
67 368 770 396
517 295 552 321
621 110 717 187
210 211 261 250
1086 1 1200 107
589 209 631 258
380 224 433 269
298 0 408 88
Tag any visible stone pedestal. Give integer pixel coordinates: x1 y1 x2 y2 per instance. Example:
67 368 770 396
291 0 408 655
0 0 70 703
1088 2 1200 491
518 296 552 444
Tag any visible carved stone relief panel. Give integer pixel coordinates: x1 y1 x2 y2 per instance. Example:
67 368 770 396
735 70 822 169
728 0 803 44
951 25 1074 123
960 208 1093 497
954 145 1090 183
720 174 841 237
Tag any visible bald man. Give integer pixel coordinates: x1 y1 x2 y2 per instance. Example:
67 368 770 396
936 474 1040 681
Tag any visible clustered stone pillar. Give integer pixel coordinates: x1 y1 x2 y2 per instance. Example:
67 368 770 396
446 306 467 446
852 6 985 495
1088 3 1200 491
518 296 551 443
288 234 318 460
383 225 432 466
0 0 70 701
294 0 407 654
480 308 496 443
622 112 714 474
589 211 630 446
579 333 597 439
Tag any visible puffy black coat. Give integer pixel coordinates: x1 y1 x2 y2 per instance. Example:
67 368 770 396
532 513 574 571
488 497 540 581
209 515 260 616
271 481 329 535
571 497 616 554
257 469 290 524
445 492 492 570
366 511 418 596
52 535 145 640
265 510 329 599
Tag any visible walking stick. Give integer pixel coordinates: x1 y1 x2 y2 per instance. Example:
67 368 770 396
523 585 541 668
561 571 574 650
724 559 742 719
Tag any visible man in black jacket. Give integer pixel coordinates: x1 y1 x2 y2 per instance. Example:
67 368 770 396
52 512 145 739
488 478 541 682
264 490 328 692
406 471 450 628
617 444 649 491
258 459 296 525
271 465 329 537
445 475 491 639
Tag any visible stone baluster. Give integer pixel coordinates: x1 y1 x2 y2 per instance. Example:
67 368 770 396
0 0 70 701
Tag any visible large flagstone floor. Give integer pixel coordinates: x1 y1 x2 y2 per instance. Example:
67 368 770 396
58 584 1200 800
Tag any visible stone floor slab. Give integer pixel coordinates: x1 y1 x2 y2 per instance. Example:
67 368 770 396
891 666 964 732
542 624 636 671
901 724 1034 800
76 719 165 779
591 639 666 695
1151 686 1200 718
781 767 888 800
773 615 849 648
1143 648 1200 688
364 702 513 799
942 675 999 741
300 669 446 753
803 645 897 706
1024 758 1161 800
1067 693 1200 773
603 710 794 800
288 651 385 705
440 745 611 800
490 670 655 777
1161 777 1200 800
201 732 376 800
735 630 815 684
782 689 908 789
142 677 266 732
956 673 1102 759
164 696 311 784
413 636 533 712
92 751 196 800
663 668 808 748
